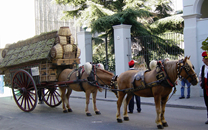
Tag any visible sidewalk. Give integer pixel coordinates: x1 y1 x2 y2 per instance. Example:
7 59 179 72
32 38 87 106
70 90 206 110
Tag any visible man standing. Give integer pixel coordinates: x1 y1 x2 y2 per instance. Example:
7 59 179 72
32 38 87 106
199 51 208 124
128 60 141 113
179 77 191 99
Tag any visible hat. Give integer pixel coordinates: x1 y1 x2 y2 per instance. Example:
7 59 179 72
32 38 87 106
128 60 135 67
202 51 208 58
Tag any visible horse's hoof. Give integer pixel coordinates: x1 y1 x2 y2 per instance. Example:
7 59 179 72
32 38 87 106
86 113 92 116
63 110 68 113
95 111 101 115
157 125 164 129
162 122 168 127
117 119 123 123
68 109 73 112
123 117 129 121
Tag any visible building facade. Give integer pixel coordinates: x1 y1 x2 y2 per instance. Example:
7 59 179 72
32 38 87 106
183 0 208 96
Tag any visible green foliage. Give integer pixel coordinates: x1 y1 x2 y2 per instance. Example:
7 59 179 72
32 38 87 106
201 37 208 51
154 0 173 18
150 14 184 34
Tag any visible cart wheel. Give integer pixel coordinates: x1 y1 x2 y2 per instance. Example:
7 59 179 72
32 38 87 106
42 86 62 107
12 69 37 112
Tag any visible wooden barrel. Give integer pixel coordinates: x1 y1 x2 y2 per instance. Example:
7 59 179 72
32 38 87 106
63 44 73 53
58 26 71 36
59 36 67 45
76 47 81 58
63 44 74 59
50 44 63 59
69 36 75 44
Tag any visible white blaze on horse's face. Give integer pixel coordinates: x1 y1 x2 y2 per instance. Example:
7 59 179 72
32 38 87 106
84 62 92 75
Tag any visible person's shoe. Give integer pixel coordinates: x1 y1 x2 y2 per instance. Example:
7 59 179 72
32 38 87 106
186 96 190 99
179 96 185 99
205 120 208 124
38 100 43 104
128 111 133 113
137 109 141 113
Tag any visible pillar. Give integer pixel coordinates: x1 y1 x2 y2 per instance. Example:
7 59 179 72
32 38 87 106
113 24 132 76
77 31 92 65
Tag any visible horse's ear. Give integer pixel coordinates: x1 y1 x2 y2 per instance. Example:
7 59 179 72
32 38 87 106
188 56 190 59
115 75 118 81
183 56 188 63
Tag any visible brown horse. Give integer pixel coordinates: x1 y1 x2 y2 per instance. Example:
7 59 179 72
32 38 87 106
58 62 117 116
116 56 198 129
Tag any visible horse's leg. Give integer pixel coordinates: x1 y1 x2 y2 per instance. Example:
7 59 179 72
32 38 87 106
66 88 73 112
92 90 101 115
60 87 67 113
161 96 169 127
123 93 133 121
154 95 163 129
85 90 92 116
116 91 126 123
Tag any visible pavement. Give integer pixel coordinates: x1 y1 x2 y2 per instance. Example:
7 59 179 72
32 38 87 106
0 88 206 110
70 90 206 110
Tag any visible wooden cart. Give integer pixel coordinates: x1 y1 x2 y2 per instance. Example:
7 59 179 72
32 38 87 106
0 28 81 112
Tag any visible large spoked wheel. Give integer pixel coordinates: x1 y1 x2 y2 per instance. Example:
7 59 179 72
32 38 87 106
12 69 37 112
42 86 62 107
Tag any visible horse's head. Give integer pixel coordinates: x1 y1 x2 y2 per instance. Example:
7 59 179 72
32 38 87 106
177 56 199 85
84 62 118 93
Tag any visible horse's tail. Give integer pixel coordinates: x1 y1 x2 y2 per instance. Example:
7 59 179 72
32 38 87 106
112 89 118 98
110 75 118 98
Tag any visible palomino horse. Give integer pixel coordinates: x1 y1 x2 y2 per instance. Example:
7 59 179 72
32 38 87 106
116 56 198 129
58 62 117 116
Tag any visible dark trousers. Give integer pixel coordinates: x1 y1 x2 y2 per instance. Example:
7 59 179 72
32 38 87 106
203 88 208 118
128 95 141 112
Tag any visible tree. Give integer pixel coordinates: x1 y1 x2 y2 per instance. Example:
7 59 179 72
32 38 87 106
55 0 183 70
154 0 173 19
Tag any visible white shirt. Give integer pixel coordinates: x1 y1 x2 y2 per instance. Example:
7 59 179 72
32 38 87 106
199 64 208 79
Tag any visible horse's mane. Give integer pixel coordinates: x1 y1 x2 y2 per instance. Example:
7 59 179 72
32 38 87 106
164 60 178 80
98 69 114 76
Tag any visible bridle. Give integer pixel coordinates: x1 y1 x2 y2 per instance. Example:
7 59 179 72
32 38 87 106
176 59 198 85
88 65 118 89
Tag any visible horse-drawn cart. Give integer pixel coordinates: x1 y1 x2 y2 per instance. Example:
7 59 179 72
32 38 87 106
0 27 81 112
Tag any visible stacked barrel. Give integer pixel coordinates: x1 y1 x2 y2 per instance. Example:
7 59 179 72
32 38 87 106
51 26 81 59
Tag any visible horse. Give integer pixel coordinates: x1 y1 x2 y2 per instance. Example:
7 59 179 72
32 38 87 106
58 62 117 116
115 56 198 129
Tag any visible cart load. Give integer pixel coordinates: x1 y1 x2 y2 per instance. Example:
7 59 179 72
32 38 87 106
0 27 80 87
0 27 81 112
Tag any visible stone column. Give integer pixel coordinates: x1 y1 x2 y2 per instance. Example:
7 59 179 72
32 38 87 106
182 0 203 97
113 24 132 76
77 31 92 65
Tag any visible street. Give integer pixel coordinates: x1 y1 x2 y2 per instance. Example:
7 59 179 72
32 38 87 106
0 96 207 130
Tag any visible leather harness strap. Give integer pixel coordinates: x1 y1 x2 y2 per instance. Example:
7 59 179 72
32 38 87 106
127 61 175 93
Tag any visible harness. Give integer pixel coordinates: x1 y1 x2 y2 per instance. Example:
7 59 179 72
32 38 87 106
125 61 175 93
66 64 117 92
124 59 197 94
